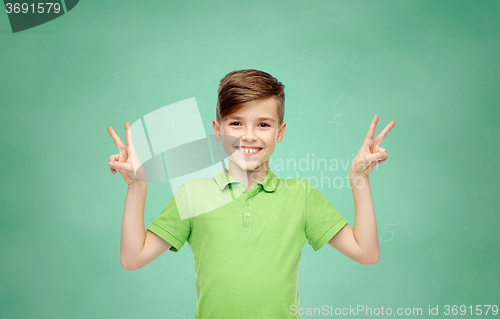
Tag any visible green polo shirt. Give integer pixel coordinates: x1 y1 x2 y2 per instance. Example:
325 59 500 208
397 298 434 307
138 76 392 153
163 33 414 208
147 167 348 319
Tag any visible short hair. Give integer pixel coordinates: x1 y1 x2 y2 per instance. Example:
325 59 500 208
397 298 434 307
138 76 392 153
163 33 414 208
216 69 285 126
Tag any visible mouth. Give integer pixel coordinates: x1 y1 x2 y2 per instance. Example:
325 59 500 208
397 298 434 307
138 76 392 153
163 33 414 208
235 146 263 156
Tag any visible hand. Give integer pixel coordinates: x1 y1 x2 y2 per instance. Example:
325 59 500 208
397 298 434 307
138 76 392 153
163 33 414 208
351 115 395 178
107 121 146 185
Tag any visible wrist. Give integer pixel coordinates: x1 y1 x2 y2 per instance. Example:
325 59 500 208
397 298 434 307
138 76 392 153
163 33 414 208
349 169 368 179
350 170 369 181
128 180 147 189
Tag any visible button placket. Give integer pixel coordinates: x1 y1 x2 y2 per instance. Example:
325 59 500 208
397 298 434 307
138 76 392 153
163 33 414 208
243 201 251 223
243 197 252 233
242 188 257 238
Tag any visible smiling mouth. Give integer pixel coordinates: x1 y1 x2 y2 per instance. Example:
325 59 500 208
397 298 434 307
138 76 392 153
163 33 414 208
235 146 263 155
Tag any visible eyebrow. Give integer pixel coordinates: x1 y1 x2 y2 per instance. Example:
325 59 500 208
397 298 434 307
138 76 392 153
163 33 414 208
227 116 276 123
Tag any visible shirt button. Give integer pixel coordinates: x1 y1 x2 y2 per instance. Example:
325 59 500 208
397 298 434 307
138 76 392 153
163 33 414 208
245 213 250 217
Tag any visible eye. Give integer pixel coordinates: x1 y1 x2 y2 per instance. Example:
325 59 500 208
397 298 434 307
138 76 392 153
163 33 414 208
230 122 241 126
259 123 270 127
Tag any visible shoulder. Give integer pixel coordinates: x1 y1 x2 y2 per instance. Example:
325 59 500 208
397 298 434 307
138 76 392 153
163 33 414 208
177 176 218 192
171 176 219 204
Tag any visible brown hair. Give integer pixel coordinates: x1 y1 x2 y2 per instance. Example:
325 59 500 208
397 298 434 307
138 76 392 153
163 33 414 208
216 69 285 126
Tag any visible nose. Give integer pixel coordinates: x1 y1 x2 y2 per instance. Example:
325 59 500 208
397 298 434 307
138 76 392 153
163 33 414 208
241 126 257 142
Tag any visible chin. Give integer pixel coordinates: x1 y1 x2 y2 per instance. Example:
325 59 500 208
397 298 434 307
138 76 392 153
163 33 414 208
230 158 263 171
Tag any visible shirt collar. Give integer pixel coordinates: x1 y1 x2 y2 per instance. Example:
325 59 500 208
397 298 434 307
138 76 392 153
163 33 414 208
214 167 279 192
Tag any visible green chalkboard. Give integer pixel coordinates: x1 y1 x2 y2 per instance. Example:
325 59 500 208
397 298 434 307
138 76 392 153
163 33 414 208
1 0 499 318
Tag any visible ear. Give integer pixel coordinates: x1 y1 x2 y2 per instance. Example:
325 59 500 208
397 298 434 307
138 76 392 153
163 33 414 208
213 119 222 141
276 121 286 143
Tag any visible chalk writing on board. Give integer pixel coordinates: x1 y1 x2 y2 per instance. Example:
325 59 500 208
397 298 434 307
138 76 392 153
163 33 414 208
408 275 419 297
328 260 350 282
380 224 398 242
256 12 275 27
330 54 341 67
328 260 339 280
288 82 311 121
332 264 353 286
113 52 164 87
174 73 187 82
140 252 167 276
336 9 355 33
128 109 139 120
174 252 195 285
301 11 319 30
300 253 320 282
367 56 375 68
302 261 320 282
351 55 360 68
129 68 141 85
329 94 353 132
329 53 376 68
203 72 213 87
296 49 309 64
96 243 124 273
431 282 440 300
107 182 121 200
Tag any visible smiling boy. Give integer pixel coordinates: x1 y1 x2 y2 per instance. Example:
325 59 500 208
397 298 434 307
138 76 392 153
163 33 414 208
108 69 395 319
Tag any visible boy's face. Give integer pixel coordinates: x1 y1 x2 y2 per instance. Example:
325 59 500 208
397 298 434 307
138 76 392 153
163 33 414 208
213 97 286 171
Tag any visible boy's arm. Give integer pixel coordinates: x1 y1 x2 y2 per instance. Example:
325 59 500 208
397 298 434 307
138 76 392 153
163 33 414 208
139 230 172 269
120 181 172 271
327 174 379 265
108 122 172 271
328 115 395 265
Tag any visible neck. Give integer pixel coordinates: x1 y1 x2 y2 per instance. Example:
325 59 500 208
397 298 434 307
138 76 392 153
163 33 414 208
227 159 269 188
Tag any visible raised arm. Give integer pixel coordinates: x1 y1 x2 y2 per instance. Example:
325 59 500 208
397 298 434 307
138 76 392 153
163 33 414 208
108 121 172 271
120 181 172 271
328 115 395 265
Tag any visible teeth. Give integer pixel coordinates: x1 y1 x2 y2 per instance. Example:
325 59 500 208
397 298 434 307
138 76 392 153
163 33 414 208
238 147 260 153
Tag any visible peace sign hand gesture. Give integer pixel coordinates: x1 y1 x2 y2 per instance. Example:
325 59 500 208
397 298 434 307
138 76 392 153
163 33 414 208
107 121 147 185
351 115 395 178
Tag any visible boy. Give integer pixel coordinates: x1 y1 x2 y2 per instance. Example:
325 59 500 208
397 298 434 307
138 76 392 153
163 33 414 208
107 69 395 318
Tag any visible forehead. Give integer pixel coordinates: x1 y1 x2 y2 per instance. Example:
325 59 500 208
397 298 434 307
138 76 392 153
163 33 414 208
225 97 278 121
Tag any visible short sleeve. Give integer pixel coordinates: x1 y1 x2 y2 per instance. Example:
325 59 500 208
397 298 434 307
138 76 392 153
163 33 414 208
303 180 348 251
147 184 191 252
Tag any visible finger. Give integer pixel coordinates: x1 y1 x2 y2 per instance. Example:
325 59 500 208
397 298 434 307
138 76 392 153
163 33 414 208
375 120 395 145
108 161 116 174
109 154 119 162
109 154 119 174
108 126 125 149
366 151 387 164
109 160 130 173
376 152 389 164
364 115 379 141
124 121 135 149
377 158 387 164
